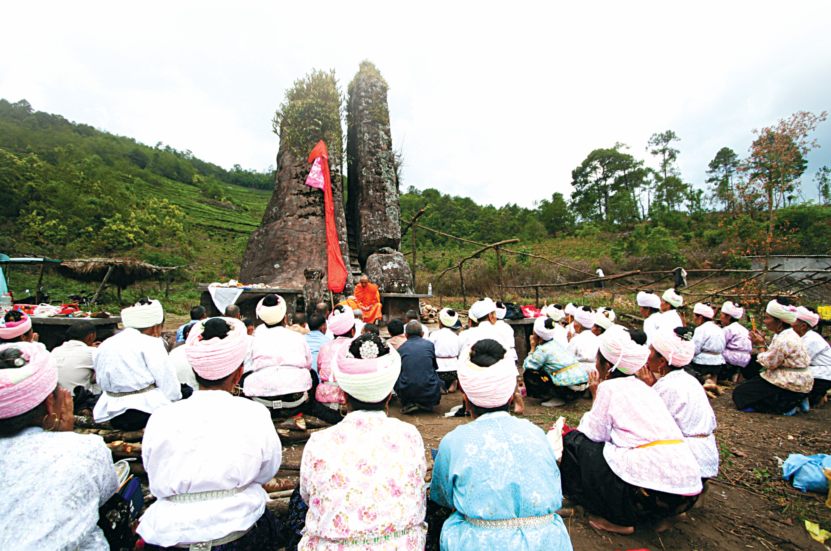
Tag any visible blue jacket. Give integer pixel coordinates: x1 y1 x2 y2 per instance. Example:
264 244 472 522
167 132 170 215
395 335 443 407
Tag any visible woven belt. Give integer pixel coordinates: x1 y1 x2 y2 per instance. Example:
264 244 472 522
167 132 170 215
341 527 413 545
436 356 457 360
321 381 340 387
701 351 722 355
635 439 683 449
688 434 711 438
320 401 342 410
251 392 308 410
465 512 557 529
106 383 156 398
551 363 580 376
167 486 246 504
173 527 250 549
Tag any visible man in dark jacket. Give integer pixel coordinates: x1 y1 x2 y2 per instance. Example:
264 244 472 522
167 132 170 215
395 321 444 413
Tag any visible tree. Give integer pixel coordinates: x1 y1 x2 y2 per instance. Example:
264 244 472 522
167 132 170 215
569 145 646 224
654 175 690 212
705 147 740 211
647 130 680 181
535 192 574 235
740 110 827 272
815 166 831 205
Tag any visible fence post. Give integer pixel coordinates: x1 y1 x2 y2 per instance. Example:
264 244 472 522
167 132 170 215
411 222 417 292
459 265 467 310
495 245 504 303
535 286 539 308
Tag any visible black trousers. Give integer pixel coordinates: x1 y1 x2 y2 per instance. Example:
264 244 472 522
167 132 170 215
560 431 699 527
732 360 807 414
109 409 151 431
809 378 831 406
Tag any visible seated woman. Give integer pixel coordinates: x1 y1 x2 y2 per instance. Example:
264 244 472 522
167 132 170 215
719 301 752 384
139 318 285 550
560 330 702 534
430 339 573 550
689 302 726 395
0 342 131 550
244 294 313 418
0 310 40 344
94 298 181 430
295 333 426 549
524 317 587 408
311 305 358 425
544 305 569 347
733 298 813 415
591 310 616 336
646 327 719 505
659 289 685 330
567 306 599 376
792 306 831 408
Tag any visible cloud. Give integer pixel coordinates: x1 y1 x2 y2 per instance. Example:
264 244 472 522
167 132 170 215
0 1 829 207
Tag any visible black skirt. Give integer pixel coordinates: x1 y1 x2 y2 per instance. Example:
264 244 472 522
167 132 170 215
523 370 583 401
809 377 831 407
560 431 699 527
732 375 806 414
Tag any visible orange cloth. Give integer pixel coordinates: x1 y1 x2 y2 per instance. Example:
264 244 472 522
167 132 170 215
354 283 383 324
337 298 360 311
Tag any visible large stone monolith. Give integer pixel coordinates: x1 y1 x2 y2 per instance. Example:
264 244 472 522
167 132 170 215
346 62 401 267
240 71 351 292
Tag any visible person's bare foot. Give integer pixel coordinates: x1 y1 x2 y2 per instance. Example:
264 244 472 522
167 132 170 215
448 380 458 393
589 515 634 535
513 392 525 415
703 380 722 395
693 481 710 509
705 390 718 400
654 512 687 533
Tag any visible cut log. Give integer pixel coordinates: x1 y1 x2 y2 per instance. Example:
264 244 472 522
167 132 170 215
301 417 332 430
276 417 307 432
102 430 144 443
277 461 301 472
267 490 295 499
74 415 111 430
129 461 147 477
107 441 142 458
265 498 290 516
263 478 296 493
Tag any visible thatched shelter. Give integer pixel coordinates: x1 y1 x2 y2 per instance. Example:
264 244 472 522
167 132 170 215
58 258 179 303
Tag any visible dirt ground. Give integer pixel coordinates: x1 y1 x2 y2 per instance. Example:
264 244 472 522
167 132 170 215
278 382 831 551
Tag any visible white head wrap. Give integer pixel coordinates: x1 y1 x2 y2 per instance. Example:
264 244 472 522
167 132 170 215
766 299 798 325
458 357 518 408
333 346 402 403
564 303 577 317
595 312 613 330
796 306 820 327
469 298 496 323
693 303 715 319
534 317 558 341
574 307 595 329
546 306 565 322
662 289 684 308
121 299 164 329
256 295 287 325
637 292 661 309
598 330 650 375
495 302 507 320
721 301 744 320
439 308 461 328
597 307 616 322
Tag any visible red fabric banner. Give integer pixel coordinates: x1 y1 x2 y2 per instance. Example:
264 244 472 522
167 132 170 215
308 141 347 293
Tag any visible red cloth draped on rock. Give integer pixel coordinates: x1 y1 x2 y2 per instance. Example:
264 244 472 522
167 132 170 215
305 141 347 294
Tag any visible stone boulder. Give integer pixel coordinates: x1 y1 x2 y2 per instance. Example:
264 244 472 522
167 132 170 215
365 252 413 294
346 62 401 266
240 128 351 290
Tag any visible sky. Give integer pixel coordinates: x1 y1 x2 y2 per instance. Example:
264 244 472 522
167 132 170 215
1 1 830 208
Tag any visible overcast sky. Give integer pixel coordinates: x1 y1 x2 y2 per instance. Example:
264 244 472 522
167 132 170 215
2 1 829 208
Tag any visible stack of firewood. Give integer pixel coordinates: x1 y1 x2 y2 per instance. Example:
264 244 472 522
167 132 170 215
420 302 439 322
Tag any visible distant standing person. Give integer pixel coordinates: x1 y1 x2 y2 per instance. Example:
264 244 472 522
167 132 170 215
596 267 605 288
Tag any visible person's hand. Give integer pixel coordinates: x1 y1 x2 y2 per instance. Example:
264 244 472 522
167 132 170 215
32 332 39 342
635 366 657 386
750 330 766 348
45 388 75 432
92 341 101 348
529 333 538 351
588 370 601 399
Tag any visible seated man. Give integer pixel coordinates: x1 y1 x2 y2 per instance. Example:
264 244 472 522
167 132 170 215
352 309 365 335
94 299 182 430
304 313 332 373
386 318 407 350
288 312 310 335
406 309 429 337
354 275 383 325
52 320 100 395
176 305 206 344
395 321 443 413
224 304 241 319
430 339 573 550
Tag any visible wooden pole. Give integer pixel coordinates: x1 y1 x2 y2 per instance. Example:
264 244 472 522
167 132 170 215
91 265 115 305
165 271 171 299
535 286 539 308
495 246 504 303
35 263 45 304
459 265 466 310
412 221 417 292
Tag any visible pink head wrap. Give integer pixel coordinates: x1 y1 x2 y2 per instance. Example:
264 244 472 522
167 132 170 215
651 327 695 367
598 330 650 375
721 301 744 320
185 317 249 380
693 303 715 319
766 299 798 325
796 306 820 327
0 342 58 419
328 307 356 336
458 357 518 408
0 313 32 340
574 307 595 329
564 303 577 316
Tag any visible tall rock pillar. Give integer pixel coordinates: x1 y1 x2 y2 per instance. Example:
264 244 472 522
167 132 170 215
346 62 401 268
240 70 351 293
